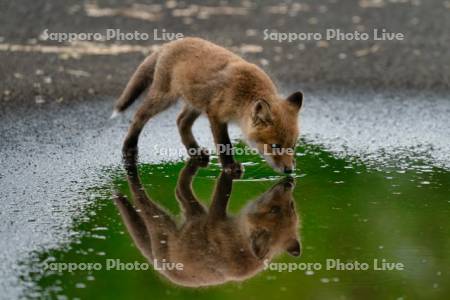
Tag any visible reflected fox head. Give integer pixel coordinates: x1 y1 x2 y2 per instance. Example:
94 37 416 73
242 176 301 259
245 92 303 174
115 155 302 287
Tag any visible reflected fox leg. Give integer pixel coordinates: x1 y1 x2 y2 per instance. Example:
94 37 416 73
175 159 207 218
123 158 177 231
123 156 177 259
208 171 234 221
123 91 177 155
113 193 154 261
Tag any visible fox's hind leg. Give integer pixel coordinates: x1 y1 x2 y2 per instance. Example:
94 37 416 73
177 105 209 162
123 91 177 156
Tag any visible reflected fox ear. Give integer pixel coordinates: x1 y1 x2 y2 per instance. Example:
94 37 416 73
251 229 271 259
286 91 303 111
286 238 301 257
252 100 273 126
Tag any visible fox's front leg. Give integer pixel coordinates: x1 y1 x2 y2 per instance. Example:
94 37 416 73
208 116 243 177
177 105 209 162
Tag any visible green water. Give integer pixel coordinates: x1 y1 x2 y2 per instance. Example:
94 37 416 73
23 143 450 299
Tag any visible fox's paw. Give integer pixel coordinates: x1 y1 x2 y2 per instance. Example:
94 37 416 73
223 162 244 179
188 147 210 164
185 157 209 170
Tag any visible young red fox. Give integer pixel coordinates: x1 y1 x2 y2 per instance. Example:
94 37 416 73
113 37 303 174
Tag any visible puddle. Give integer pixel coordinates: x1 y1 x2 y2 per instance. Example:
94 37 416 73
1 89 449 298
18 143 450 299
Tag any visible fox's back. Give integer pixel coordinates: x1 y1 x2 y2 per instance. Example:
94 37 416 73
158 38 277 114
161 37 239 85
162 37 241 68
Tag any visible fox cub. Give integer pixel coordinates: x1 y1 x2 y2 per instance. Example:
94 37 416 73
113 37 303 174
114 155 301 287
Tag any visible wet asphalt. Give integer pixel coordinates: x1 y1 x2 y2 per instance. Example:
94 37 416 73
1 0 450 111
1 0 450 298
2 89 450 298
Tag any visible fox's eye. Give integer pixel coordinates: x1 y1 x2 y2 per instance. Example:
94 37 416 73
271 144 282 149
270 205 281 214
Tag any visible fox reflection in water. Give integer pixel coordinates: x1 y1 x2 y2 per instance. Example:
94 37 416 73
114 156 301 287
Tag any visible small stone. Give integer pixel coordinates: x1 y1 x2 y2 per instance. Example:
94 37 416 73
317 40 329 48
308 17 318 25
352 16 361 23
260 58 269 66
35 95 45 104
245 29 257 37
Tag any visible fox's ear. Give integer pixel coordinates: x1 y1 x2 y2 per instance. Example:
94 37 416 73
286 91 303 111
285 238 301 257
252 100 272 126
251 229 271 259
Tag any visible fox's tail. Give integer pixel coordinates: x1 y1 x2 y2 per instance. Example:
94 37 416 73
111 51 159 118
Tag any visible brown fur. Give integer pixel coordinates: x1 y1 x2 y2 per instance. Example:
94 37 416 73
114 37 303 174
114 154 301 287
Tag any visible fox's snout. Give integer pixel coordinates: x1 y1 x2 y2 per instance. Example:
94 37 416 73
267 153 296 174
284 167 293 174
281 159 295 174
280 163 294 174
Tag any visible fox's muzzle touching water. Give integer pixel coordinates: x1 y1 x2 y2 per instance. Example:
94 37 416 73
112 37 303 175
